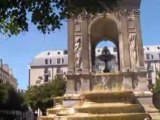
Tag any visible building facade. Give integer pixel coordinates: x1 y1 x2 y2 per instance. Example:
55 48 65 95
144 45 160 86
29 45 160 86
29 50 68 86
0 59 18 89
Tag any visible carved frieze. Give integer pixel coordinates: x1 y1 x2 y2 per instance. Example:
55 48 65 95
113 9 140 18
73 10 88 20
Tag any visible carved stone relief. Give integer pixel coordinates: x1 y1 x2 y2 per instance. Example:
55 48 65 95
74 36 82 71
127 17 135 29
75 78 81 93
74 20 81 32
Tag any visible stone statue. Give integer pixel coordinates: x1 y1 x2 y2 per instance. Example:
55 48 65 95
128 33 137 68
74 37 82 69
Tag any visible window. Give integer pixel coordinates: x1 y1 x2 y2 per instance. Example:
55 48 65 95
113 47 117 52
44 68 50 82
64 50 68 55
47 52 50 55
57 67 61 73
57 52 61 55
151 55 154 59
97 49 100 52
147 47 150 50
57 58 61 64
157 47 160 50
147 62 151 70
50 59 52 64
44 76 49 83
45 59 48 64
146 54 150 60
62 58 64 64
44 68 48 74
159 53 160 59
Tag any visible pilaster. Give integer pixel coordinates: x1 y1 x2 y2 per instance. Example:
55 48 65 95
81 18 90 73
68 19 75 73
120 15 131 70
134 10 145 68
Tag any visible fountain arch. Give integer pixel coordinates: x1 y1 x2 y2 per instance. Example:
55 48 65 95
88 17 124 73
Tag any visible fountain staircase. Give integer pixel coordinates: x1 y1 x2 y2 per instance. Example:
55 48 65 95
40 91 155 120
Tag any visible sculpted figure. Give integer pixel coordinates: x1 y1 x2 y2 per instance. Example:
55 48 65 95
129 33 137 68
74 37 82 69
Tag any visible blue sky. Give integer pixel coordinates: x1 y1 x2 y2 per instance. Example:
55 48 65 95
0 0 160 89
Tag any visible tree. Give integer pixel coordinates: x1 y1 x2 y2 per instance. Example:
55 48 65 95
153 70 160 93
0 83 8 104
153 70 160 110
0 83 28 111
24 76 66 114
0 0 120 36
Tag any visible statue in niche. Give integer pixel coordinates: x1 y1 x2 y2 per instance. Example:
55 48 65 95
128 33 137 68
74 36 82 69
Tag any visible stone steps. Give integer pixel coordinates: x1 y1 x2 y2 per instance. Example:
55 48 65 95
58 113 149 120
82 91 135 103
40 113 149 120
75 103 144 114
47 105 63 115
40 91 151 120
40 116 54 120
150 113 160 120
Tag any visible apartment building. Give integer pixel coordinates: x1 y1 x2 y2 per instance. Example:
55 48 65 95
0 59 18 89
29 45 160 86
29 50 68 86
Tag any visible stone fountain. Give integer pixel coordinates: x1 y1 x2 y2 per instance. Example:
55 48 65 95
97 46 115 73
40 0 160 119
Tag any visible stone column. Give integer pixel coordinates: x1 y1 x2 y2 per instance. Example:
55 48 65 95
118 32 124 71
66 19 77 94
68 19 75 73
88 33 92 72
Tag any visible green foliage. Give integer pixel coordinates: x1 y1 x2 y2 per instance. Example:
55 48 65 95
0 83 8 104
153 70 160 93
0 0 120 36
153 70 160 110
24 76 66 113
0 83 28 111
